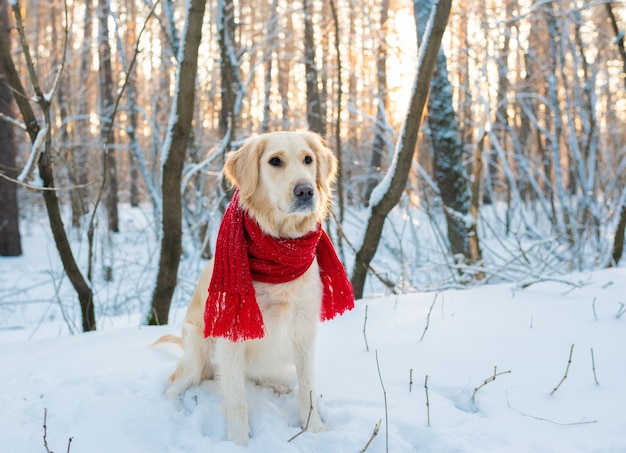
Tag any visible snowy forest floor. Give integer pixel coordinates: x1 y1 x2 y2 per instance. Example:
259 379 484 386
1 205 625 452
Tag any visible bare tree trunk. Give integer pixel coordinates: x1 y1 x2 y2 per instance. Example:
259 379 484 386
218 0 239 145
302 0 325 136
363 0 389 204
496 1 512 231
260 0 277 133
127 0 140 207
351 0 452 299
73 0 93 226
278 11 292 130
328 0 344 227
606 1 626 266
428 55 474 260
98 0 119 233
415 0 478 267
545 2 572 241
149 0 207 325
0 0 96 330
0 0 21 257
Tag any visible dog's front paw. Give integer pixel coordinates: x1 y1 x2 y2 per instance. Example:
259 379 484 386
302 409 325 433
227 422 250 446
165 387 185 411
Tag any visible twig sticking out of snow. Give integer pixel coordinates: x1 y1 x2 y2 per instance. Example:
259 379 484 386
363 305 370 352
590 297 598 321
43 408 51 453
472 366 512 402
409 368 413 392
616 302 626 319
359 419 381 453
424 374 431 427
287 391 314 443
551 344 575 395
375 350 389 453
591 348 599 385
420 292 439 342
42 408 73 453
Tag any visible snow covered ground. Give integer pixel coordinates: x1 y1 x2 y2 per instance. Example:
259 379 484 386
1 209 626 452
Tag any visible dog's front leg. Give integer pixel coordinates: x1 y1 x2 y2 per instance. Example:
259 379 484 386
215 340 250 445
294 330 324 432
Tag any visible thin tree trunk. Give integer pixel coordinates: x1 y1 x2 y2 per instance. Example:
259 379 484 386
0 0 21 257
0 1 96 330
278 11 292 130
127 0 139 207
98 0 119 233
351 0 452 299
328 0 344 228
260 0 277 133
606 1 626 266
545 2 572 241
149 0 207 325
73 0 93 224
364 0 389 204
303 0 325 136
218 0 238 143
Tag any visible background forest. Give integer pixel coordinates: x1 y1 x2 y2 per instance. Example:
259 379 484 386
1 0 626 332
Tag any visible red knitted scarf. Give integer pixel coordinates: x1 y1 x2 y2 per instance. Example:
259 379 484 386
204 190 354 341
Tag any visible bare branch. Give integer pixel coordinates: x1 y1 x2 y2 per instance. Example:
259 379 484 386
375 350 389 453
360 419 382 453
550 344 575 395
472 366 512 402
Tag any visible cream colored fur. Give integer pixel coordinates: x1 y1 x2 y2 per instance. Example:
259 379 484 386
161 131 338 446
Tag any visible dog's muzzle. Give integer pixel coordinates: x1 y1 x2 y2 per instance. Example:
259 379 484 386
292 183 315 211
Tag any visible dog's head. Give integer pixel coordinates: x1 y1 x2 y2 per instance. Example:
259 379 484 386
224 131 337 238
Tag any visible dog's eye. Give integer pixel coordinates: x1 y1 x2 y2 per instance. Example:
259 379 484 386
269 157 282 167
304 155 313 165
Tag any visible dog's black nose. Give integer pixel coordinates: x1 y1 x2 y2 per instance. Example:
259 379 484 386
294 183 314 202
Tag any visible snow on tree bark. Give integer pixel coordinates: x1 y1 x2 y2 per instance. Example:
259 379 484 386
149 0 207 325
351 0 452 299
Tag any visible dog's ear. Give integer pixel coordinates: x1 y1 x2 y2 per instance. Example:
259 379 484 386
224 135 266 201
302 132 338 199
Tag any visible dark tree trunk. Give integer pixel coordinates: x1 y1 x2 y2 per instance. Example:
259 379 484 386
0 0 21 257
218 0 239 143
98 0 119 232
149 0 206 325
426 51 474 261
351 0 452 299
127 0 140 207
414 0 479 266
0 0 96 330
606 2 626 266
70 0 93 228
302 0 325 136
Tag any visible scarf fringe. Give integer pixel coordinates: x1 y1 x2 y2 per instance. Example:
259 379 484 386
204 291 265 341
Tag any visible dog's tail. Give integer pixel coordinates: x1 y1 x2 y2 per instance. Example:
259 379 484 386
151 334 184 356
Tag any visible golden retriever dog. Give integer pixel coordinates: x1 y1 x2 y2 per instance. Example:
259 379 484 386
159 131 354 446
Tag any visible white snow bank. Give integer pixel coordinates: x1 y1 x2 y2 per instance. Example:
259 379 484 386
1 268 625 452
